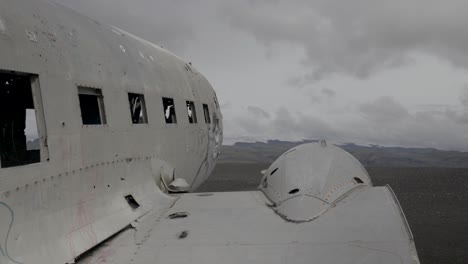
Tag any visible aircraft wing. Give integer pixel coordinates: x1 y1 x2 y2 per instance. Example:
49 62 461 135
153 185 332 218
77 188 419 264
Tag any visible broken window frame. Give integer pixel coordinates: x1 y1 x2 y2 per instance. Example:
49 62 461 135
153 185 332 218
128 93 149 124
203 104 211 124
162 97 177 124
0 70 49 168
78 86 107 125
186 101 197 124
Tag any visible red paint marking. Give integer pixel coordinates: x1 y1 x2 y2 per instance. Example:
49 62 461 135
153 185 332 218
66 199 99 255
66 233 77 259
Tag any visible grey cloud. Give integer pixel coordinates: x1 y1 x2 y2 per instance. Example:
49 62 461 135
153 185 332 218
232 106 272 135
222 0 468 81
461 85 468 107
59 0 217 54
221 101 232 110
302 88 335 104
62 0 468 82
454 111 468 124
247 106 270 119
234 107 338 141
309 95 321 104
228 97 468 151
321 88 335 98
358 96 410 123
235 116 265 134
446 86 468 124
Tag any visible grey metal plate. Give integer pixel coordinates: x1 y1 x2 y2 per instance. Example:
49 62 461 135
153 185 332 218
77 189 419 264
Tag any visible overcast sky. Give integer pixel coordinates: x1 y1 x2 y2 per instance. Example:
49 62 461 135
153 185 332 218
59 0 468 150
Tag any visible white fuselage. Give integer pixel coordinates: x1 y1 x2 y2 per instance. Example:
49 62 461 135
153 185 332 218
0 0 222 263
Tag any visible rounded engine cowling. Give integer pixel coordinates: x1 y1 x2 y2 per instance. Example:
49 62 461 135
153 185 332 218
259 141 372 222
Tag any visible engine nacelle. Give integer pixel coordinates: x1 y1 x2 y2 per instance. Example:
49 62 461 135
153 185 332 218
259 141 372 222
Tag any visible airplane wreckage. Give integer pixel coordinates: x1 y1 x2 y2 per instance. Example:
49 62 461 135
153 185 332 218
0 0 419 263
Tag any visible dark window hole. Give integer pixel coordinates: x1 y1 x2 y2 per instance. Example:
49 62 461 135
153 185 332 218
354 177 364 184
0 72 42 168
78 87 106 125
125 195 140 209
289 188 299 194
203 104 211 124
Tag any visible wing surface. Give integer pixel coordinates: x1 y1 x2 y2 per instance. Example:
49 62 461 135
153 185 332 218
77 187 419 264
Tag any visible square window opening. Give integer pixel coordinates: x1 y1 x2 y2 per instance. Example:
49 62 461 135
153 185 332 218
203 104 211 124
128 93 148 124
78 87 107 125
186 101 197 124
162 97 177 124
0 72 44 168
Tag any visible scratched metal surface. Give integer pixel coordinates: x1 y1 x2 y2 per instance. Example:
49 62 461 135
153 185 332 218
76 189 419 264
0 0 222 263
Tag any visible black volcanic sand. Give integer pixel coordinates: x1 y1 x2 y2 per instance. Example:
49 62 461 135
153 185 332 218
197 163 468 264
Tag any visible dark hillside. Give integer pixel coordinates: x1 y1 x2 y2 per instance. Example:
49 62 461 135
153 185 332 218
219 141 468 168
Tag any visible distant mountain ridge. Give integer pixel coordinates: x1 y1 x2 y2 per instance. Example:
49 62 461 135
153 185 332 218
219 140 468 168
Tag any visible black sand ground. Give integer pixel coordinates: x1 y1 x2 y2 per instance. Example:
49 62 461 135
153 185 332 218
197 163 468 264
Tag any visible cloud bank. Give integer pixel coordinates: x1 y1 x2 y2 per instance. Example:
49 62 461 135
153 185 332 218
228 94 468 150
223 0 468 82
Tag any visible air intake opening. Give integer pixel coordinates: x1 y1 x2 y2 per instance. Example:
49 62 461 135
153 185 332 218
354 177 364 184
289 188 300 194
168 212 189 219
125 195 140 209
270 168 278 175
